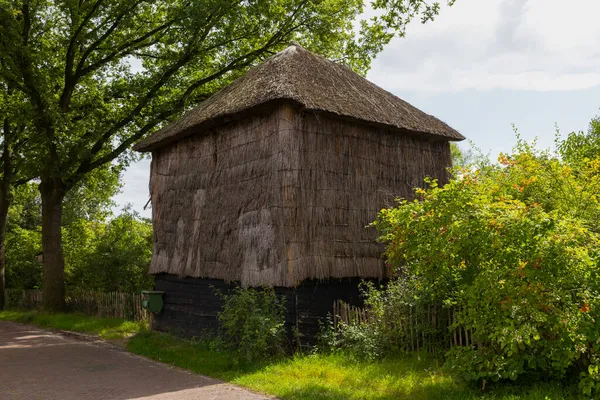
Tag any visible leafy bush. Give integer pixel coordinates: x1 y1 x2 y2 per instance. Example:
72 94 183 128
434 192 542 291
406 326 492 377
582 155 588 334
373 136 600 394
316 281 445 360
5 226 43 290
5 184 43 290
334 322 384 361
315 313 383 361
217 286 286 362
67 210 154 292
5 182 153 293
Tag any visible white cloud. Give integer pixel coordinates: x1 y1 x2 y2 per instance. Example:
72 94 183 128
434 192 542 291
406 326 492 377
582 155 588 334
368 0 600 92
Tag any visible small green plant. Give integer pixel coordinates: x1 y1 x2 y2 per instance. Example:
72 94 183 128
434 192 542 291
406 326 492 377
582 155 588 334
335 321 384 361
314 314 338 353
217 286 286 362
317 281 445 361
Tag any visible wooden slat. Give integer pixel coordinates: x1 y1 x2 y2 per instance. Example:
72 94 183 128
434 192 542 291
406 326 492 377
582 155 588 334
6 289 148 322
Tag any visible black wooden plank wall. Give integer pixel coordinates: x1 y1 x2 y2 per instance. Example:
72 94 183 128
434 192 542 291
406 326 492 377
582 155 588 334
153 274 371 346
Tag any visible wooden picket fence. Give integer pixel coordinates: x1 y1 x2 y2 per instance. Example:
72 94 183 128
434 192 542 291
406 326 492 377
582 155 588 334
4 289 148 321
333 299 372 327
333 300 475 354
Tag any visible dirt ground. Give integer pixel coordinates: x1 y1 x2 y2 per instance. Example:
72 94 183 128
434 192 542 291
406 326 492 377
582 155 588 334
0 321 271 400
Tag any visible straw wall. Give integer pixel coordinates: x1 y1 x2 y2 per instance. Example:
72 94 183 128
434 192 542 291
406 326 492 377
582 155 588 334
149 106 286 284
280 108 451 285
148 101 451 287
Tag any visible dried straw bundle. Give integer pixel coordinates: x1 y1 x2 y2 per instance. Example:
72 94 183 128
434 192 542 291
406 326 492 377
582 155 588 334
148 104 451 287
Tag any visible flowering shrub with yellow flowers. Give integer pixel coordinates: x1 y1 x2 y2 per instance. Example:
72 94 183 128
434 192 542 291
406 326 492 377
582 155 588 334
373 124 600 395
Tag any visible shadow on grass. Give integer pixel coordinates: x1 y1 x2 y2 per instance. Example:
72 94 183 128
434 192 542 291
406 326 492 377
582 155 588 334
0 310 146 339
127 331 579 400
127 331 269 380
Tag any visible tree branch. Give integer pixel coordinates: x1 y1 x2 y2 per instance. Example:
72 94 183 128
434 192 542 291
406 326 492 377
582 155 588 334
76 17 175 78
1 118 12 187
76 0 144 72
66 1 312 185
61 0 106 111
15 2 60 177
60 0 141 111
21 0 31 45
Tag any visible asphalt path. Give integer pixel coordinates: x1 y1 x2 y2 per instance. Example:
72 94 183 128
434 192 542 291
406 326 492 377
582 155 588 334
0 321 271 400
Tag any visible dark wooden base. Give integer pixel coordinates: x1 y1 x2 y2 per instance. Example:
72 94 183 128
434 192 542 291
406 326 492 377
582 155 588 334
153 274 377 346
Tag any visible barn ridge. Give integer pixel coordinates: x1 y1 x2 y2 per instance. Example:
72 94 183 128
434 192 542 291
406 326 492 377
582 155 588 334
134 44 463 152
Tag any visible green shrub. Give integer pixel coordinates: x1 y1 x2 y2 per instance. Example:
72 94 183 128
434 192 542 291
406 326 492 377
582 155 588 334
315 313 382 360
334 322 384 361
217 286 286 362
317 281 446 360
373 138 600 395
5 185 153 293
67 210 154 293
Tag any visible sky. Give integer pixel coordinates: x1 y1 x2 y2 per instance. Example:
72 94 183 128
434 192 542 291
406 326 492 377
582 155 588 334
112 0 600 218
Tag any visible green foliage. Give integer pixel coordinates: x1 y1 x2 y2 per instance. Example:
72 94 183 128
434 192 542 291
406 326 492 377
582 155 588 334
315 284 404 360
373 133 600 394
0 310 147 339
450 143 465 167
5 182 153 292
358 280 430 353
5 184 42 289
5 225 42 289
317 281 446 361
558 117 600 167
217 286 286 362
61 166 123 226
67 209 154 293
331 322 384 361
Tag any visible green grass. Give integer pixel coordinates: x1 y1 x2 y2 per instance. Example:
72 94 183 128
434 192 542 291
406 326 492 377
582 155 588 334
127 331 578 400
0 310 147 340
0 310 578 398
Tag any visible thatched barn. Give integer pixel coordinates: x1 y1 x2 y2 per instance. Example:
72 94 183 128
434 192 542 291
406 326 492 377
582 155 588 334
134 45 464 343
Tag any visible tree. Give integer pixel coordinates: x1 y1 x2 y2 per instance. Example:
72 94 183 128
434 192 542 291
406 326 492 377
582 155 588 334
0 0 455 310
0 112 16 309
450 143 464 167
4 175 121 292
559 116 600 166
66 208 153 293
0 82 33 309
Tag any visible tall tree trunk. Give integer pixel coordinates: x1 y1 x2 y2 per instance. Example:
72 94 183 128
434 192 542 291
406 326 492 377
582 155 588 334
40 178 66 311
0 185 10 311
0 118 13 310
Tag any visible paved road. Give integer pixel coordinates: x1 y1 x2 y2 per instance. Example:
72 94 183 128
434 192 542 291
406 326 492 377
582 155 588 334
0 321 271 400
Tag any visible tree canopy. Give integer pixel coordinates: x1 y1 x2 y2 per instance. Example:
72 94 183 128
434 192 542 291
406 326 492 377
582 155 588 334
0 0 456 310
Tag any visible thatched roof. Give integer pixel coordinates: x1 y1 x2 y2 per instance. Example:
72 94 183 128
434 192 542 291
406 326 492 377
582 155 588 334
134 45 463 152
